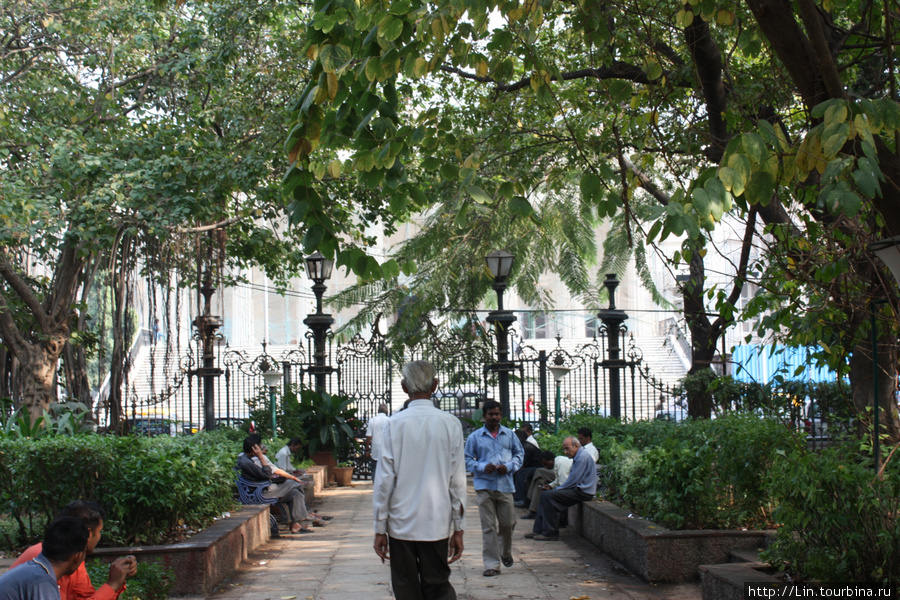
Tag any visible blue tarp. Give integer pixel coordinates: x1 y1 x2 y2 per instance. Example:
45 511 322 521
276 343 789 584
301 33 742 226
731 345 838 384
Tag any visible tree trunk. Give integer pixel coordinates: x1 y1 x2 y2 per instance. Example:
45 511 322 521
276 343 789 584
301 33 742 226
62 341 92 406
681 244 730 418
20 335 68 423
848 325 900 445
108 236 134 432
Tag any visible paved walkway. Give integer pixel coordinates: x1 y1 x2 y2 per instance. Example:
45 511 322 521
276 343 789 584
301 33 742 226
207 479 702 600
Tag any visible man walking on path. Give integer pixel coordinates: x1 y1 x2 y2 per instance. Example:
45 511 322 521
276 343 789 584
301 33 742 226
465 400 524 577
525 436 597 541
365 403 390 476
372 361 466 600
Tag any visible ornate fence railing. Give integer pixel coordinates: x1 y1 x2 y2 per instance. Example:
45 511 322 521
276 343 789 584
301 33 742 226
122 287 680 477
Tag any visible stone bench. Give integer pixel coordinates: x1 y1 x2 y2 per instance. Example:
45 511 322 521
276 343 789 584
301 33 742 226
570 500 772 582
92 505 271 596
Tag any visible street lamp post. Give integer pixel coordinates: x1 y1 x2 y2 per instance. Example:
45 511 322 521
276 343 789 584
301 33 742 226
866 235 900 473
261 362 281 435
486 250 517 420
598 274 628 420
304 251 335 393
549 359 570 431
192 266 223 432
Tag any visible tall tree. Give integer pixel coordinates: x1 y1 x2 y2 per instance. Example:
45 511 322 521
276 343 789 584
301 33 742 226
289 0 900 437
0 0 312 421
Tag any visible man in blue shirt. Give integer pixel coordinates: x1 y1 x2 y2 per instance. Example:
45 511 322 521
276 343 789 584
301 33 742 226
524 436 597 541
464 400 524 577
0 517 90 600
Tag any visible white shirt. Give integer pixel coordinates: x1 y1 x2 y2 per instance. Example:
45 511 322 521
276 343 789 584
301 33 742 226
373 399 466 540
549 455 573 488
583 442 599 463
274 445 294 472
366 412 390 461
526 434 539 449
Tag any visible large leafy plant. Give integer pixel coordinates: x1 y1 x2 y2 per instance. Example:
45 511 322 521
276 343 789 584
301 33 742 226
294 388 361 459
1 401 95 439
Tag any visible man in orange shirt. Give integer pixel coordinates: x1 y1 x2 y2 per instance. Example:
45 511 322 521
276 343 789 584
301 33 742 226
11 501 137 600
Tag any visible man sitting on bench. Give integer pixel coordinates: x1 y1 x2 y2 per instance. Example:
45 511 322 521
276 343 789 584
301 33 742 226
524 436 597 541
237 434 328 534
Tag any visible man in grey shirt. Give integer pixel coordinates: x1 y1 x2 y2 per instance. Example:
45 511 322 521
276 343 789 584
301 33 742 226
524 436 597 541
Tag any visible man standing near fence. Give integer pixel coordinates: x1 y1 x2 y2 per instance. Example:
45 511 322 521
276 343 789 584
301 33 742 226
373 361 466 600
465 399 524 577
365 403 390 476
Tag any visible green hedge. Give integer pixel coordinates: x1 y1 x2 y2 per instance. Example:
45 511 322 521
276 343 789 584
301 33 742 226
555 409 898 587
553 412 801 529
0 429 243 548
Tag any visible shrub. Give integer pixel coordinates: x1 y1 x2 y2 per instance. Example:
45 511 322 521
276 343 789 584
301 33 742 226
762 442 900 586
0 431 240 548
585 414 799 529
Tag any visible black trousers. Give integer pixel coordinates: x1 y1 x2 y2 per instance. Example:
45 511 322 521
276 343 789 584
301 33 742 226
513 466 537 502
388 536 456 600
533 487 592 535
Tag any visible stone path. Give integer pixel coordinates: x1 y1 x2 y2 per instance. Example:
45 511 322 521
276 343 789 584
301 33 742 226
205 479 702 600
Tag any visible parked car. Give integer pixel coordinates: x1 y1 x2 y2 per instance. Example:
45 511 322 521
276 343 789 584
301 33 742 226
433 391 488 434
126 417 170 436
213 417 245 430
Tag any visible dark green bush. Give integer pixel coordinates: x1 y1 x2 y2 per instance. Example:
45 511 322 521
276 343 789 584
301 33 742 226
0 430 240 548
762 442 900 587
564 412 800 529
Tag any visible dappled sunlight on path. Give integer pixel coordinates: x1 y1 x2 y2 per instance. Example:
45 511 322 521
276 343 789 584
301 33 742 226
206 478 701 600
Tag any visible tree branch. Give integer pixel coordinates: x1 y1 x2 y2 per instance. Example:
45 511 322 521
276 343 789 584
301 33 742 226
623 157 671 206
796 0 848 100
440 61 657 93
0 250 51 331
0 291 29 358
684 13 731 162
177 215 244 233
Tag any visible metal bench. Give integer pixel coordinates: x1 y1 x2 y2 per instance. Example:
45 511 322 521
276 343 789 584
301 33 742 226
234 470 287 534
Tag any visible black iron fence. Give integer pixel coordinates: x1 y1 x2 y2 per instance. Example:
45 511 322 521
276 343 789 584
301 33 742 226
120 276 682 476
122 325 678 455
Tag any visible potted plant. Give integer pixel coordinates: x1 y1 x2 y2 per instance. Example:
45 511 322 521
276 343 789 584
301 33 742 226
295 388 361 481
333 461 355 486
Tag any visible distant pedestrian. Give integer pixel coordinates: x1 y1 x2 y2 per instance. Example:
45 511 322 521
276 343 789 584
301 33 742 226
151 318 160 345
373 361 466 600
275 437 306 476
577 427 599 463
512 430 541 507
519 422 539 448
465 400 524 577
365 403 390 476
